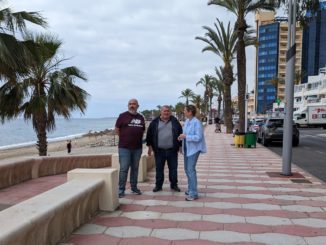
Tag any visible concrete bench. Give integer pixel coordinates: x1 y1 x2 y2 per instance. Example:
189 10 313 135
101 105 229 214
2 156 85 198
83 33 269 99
0 154 112 189
0 168 118 245
35 154 112 178
68 168 119 211
0 158 35 189
111 153 155 182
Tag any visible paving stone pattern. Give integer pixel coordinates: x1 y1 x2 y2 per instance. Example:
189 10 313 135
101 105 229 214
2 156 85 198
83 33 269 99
66 125 326 244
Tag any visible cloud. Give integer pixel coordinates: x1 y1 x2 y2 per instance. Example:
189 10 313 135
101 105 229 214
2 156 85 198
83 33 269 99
13 0 255 117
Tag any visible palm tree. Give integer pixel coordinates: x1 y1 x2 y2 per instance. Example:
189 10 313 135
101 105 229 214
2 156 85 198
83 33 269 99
0 34 89 156
268 76 284 90
196 74 214 118
208 0 275 132
179 88 194 106
0 3 47 78
190 94 203 114
294 70 306 85
263 76 284 113
175 102 185 120
212 67 224 118
196 20 237 133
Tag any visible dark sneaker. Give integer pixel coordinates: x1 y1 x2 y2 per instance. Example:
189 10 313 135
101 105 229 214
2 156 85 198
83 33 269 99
171 185 181 192
131 188 142 195
185 191 189 195
185 196 198 201
119 192 125 198
153 186 162 192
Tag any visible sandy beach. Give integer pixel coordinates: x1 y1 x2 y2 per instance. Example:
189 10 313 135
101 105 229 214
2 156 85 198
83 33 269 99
0 130 120 161
0 120 153 162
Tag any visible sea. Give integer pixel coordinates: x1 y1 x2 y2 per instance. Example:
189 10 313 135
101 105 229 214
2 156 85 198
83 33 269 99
0 117 117 150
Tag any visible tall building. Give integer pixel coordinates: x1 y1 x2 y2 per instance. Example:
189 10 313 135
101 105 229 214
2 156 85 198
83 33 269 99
302 1 326 83
277 20 303 100
255 11 302 114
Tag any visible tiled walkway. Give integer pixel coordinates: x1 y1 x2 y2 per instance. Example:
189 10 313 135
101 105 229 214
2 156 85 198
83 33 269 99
65 125 326 245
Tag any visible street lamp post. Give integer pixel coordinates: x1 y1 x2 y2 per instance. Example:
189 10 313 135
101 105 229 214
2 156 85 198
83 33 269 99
282 0 297 176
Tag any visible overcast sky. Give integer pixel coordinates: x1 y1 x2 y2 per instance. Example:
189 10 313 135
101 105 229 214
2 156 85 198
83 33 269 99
15 0 256 118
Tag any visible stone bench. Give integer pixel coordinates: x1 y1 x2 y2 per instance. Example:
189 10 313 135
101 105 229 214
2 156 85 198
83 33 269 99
0 168 118 245
0 154 112 189
0 158 34 189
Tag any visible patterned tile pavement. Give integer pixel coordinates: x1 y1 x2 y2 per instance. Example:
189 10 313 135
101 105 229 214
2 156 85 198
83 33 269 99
63 125 326 245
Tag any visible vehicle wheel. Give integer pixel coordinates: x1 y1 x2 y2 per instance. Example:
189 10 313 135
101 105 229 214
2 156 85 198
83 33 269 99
262 134 269 146
292 138 299 147
323 126 326 130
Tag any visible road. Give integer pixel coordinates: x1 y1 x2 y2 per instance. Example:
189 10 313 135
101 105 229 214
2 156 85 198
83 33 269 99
265 128 326 182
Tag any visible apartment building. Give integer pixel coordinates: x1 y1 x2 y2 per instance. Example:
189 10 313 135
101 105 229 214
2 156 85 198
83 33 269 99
255 11 302 114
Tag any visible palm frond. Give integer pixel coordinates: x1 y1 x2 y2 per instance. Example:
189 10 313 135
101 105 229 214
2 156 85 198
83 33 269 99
0 7 47 34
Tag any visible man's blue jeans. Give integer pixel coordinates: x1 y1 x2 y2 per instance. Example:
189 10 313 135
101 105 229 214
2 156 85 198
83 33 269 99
184 151 200 198
118 148 142 194
154 149 178 188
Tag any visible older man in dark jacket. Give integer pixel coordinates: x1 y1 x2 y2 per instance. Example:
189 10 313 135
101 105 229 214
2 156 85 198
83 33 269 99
146 105 183 192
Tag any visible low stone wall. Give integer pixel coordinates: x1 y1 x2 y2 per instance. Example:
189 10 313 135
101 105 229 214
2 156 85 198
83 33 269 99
36 154 111 177
0 158 34 189
0 179 103 245
0 154 112 189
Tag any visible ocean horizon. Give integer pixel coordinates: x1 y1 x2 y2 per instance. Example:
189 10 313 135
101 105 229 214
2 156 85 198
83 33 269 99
0 117 117 150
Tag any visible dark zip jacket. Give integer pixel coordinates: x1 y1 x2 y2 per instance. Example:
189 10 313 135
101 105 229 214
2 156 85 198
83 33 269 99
146 116 182 152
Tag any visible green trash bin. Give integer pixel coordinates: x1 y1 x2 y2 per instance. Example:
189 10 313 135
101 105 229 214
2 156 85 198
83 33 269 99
245 132 256 148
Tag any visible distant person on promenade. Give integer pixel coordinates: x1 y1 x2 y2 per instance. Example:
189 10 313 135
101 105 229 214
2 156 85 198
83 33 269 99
178 105 207 201
146 105 183 192
115 98 145 198
214 116 221 133
67 140 72 154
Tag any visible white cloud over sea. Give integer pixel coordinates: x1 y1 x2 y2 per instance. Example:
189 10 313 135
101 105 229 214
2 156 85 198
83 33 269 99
15 0 256 118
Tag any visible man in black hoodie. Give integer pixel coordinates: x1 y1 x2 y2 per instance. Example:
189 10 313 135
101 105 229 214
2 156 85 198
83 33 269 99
146 105 183 192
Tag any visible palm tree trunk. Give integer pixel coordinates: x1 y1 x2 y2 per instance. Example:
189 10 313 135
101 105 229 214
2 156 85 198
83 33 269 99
237 17 247 133
223 65 233 133
35 112 48 156
209 97 213 120
224 86 232 133
217 94 222 117
33 84 48 156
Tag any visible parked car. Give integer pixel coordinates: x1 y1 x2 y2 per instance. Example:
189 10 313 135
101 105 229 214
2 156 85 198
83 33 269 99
250 118 266 132
257 117 300 146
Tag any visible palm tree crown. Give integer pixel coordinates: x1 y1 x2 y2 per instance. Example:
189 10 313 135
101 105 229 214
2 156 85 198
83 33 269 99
0 3 47 76
179 88 194 106
0 34 89 155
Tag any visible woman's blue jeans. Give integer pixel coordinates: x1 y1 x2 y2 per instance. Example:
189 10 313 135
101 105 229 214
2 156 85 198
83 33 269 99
184 151 200 198
118 148 142 194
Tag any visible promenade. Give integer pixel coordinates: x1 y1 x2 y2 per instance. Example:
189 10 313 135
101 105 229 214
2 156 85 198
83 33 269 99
63 125 326 245
1 125 326 244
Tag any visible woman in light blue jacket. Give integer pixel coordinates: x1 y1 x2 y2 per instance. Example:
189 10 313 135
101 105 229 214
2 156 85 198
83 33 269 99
178 105 207 201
